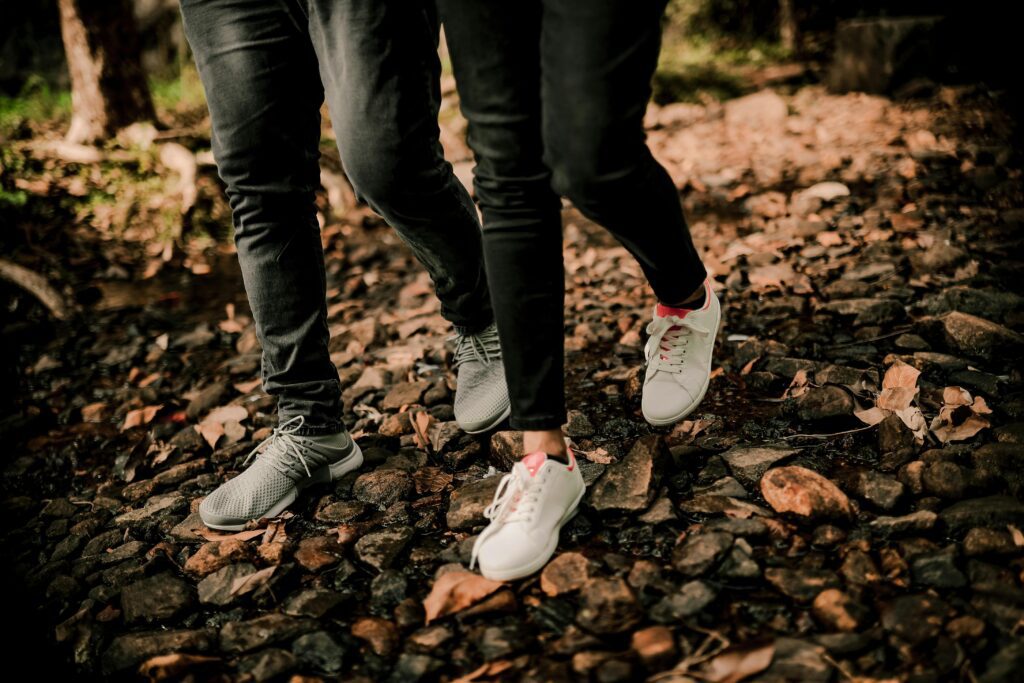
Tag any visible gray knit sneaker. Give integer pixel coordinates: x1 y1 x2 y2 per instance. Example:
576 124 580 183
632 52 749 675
452 322 511 434
199 416 363 531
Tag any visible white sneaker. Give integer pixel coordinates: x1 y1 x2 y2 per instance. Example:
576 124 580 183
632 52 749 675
469 449 585 581
641 279 721 426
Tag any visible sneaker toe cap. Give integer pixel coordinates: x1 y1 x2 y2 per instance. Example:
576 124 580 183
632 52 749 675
642 380 698 423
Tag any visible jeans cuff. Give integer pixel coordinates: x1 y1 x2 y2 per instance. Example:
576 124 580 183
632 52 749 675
653 266 709 307
281 417 347 436
453 318 495 336
509 413 568 431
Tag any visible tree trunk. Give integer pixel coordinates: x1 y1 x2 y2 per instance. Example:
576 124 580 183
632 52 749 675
778 0 797 53
57 0 156 144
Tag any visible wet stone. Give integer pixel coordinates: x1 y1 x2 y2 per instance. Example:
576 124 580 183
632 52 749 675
721 446 796 486
219 614 316 653
849 470 905 511
120 572 195 624
589 435 669 513
765 567 840 602
284 588 345 618
352 469 413 509
911 549 966 588
198 562 258 605
354 525 414 571
672 531 733 577
881 594 948 645
446 476 501 530
292 631 346 674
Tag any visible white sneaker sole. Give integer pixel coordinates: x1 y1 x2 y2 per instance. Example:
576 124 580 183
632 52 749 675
460 403 512 435
200 443 364 532
477 483 586 582
642 302 723 427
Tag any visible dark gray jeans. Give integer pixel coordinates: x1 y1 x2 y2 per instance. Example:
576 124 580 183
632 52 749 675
180 0 491 434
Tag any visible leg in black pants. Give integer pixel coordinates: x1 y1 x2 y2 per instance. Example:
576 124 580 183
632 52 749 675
439 0 708 431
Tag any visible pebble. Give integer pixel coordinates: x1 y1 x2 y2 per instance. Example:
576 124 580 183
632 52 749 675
761 466 853 521
354 526 414 571
589 435 668 513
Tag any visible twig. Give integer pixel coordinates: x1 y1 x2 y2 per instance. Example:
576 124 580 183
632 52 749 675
821 652 852 681
826 326 912 348
0 258 72 320
780 425 875 440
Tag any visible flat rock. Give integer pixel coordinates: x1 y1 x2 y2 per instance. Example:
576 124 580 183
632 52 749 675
446 476 501 530
940 496 1024 533
651 581 717 622
795 385 856 420
939 311 1024 362
295 535 345 572
672 531 733 577
575 577 641 635
220 613 316 653
381 381 430 410
880 594 948 645
540 552 590 596
102 629 216 675
197 562 259 605
121 571 195 624
765 638 831 682
849 470 905 510
870 509 937 536
292 631 346 674
184 540 252 577
589 435 669 512
113 492 187 526
721 446 796 486
352 468 413 509
354 525 414 570
761 466 853 521
812 589 870 631
765 567 840 602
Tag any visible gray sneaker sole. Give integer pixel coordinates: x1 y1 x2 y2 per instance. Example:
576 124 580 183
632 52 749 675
459 403 512 435
200 442 364 532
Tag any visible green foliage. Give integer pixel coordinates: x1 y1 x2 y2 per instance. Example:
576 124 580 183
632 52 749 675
0 74 71 133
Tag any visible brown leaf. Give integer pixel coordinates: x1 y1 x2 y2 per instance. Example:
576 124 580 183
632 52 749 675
410 409 435 451
699 641 775 683
854 406 887 426
233 378 263 394
422 571 504 623
138 653 219 682
882 361 920 390
122 404 163 431
203 404 248 425
81 402 107 422
876 386 917 411
229 565 276 596
195 421 225 450
195 526 265 543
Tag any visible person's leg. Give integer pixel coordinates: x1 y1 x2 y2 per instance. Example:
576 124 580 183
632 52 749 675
181 0 342 435
540 0 717 426
439 0 568 448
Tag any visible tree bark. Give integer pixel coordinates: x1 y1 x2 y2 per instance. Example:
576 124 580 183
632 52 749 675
779 0 797 53
57 0 156 144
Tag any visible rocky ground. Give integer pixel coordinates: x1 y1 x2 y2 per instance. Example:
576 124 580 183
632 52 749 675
2 80 1024 682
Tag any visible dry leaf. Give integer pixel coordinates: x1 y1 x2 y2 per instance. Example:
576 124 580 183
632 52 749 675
882 361 920 389
203 404 249 425
138 653 220 681
234 378 263 394
854 406 887 426
423 571 504 623
122 404 163 431
195 421 225 450
699 641 775 683
930 386 992 443
783 369 810 399
229 566 276 596
81 402 107 422
877 386 918 411
195 527 265 543
411 409 435 451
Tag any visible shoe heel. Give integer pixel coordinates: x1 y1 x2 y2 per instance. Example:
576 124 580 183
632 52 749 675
328 443 363 480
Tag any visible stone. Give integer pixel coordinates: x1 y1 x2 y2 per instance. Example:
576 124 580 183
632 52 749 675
693 476 748 498
540 552 590 597
236 648 297 682
101 629 216 675
564 410 595 439
639 497 678 524
489 431 524 470
980 641 1024 683
672 531 733 577
940 311 1024 362
379 412 413 437
381 381 430 410
921 461 965 500
197 562 259 605
963 527 1018 556
292 631 345 673
765 567 840 602
972 443 1024 496
870 509 937 536
295 535 345 572
725 89 788 129
575 578 641 635
354 526 414 570
849 470 905 510
113 492 187 526
446 476 501 530
717 542 761 580
589 435 669 512
761 466 853 521
120 572 195 624
650 581 717 622
631 626 677 669
812 589 869 631
219 614 315 653
184 540 251 577
370 570 408 612
352 468 413 509
391 654 443 682
186 381 228 420
721 446 796 487
315 499 368 524
352 616 399 657
880 594 948 645
940 496 1024 533
284 588 345 618
795 385 856 420
911 549 966 588
764 637 830 682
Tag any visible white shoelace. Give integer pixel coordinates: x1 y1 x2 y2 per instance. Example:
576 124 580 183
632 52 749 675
469 465 542 570
450 324 502 367
645 314 711 377
241 415 313 478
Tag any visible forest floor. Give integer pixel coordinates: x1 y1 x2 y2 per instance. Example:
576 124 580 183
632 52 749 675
2 75 1023 682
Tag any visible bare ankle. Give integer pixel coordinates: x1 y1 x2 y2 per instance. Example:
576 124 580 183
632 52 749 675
523 429 567 457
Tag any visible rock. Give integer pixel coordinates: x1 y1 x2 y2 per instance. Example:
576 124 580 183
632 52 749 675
352 617 399 657
870 509 937 536
940 496 1024 533
692 476 748 498
631 626 677 669
540 552 590 596
186 381 228 420
575 578 641 635
921 461 965 500
284 589 345 618
764 637 830 682
717 542 761 580
379 412 413 437
472 623 528 661
391 653 443 682
760 466 853 521
639 497 678 524
972 443 1024 496
354 526 413 570
849 470 905 510
381 381 430 410
672 531 733 577
721 446 796 487
924 286 1024 323
295 535 345 572
236 648 297 682
370 570 408 612
352 468 413 509
765 567 840 602
184 540 251 577
564 410 595 439
939 311 1024 362
945 615 986 640
101 629 216 675
650 581 717 622
589 435 669 512
488 431 524 470
819 298 905 326
292 631 345 673
113 492 187 526
725 90 788 129
315 499 368 524
197 562 259 605
879 413 916 452
980 641 1024 683
120 572 195 624
220 614 315 653
446 476 501 530
880 594 948 645
963 528 1018 556
911 548 966 588
812 589 869 631
911 241 967 274
795 385 856 420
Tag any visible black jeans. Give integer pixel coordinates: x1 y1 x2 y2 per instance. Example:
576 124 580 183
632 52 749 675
438 0 707 430
179 0 491 435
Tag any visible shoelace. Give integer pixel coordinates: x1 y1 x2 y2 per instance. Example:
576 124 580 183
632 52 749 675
469 465 542 570
450 324 502 368
645 314 711 377
241 415 314 479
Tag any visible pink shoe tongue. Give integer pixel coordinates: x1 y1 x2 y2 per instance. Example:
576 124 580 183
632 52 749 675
656 302 694 319
521 451 548 477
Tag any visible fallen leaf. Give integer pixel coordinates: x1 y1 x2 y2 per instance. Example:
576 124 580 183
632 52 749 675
699 641 775 683
423 571 504 623
233 378 262 394
411 409 435 451
854 406 887 426
203 404 248 425
138 653 220 681
195 527 265 543
122 404 163 431
195 421 225 450
81 402 108 422
882 361 920 390
230 566 276 596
